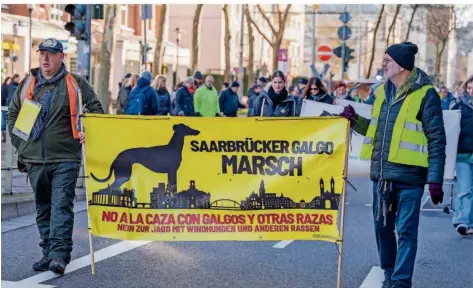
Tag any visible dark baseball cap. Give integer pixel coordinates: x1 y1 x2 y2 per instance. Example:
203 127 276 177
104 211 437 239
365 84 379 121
37 38 64 54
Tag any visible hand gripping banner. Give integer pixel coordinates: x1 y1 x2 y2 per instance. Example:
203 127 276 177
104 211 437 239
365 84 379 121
83 115 350 242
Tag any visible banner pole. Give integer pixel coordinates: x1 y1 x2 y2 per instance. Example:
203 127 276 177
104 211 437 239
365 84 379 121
336 121 351 288
77 89 95 275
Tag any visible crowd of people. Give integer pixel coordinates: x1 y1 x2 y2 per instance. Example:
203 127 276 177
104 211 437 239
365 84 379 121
1 37 472 288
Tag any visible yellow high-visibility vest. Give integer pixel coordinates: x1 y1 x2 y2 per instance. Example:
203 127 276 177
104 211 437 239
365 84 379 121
360 84 439 168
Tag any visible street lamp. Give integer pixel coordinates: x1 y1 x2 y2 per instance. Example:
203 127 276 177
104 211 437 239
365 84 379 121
174 27 181 87
27 4 33 73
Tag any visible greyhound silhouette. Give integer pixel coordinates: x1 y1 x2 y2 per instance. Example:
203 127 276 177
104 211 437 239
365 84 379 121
90 123 200 190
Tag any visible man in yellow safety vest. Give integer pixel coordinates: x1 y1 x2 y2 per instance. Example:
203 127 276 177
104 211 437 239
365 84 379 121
341 42 446 288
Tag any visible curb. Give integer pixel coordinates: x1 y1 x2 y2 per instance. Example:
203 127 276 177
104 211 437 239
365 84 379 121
1 190 87 221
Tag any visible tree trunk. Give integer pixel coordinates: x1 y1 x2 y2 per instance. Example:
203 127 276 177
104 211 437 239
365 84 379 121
435 40 446 75
386 5 401 47
405 5 419 42
96 4 117 114
272 43 280 73
244 5 255 84
222 5 231 83
367 4 385 79
191 4 204 74
153 4 167 76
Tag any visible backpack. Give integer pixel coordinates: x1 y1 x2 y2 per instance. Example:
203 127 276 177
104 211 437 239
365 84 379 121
125 86 150 115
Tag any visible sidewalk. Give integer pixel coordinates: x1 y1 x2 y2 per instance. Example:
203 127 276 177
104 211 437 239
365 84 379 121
1 144 87 221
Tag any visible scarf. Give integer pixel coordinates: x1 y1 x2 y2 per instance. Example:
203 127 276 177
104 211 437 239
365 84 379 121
462 91 473 110
30 64 67 140
268 86 288 109
158 87 168 95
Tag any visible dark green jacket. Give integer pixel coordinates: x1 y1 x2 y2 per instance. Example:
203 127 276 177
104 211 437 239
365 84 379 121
6 68 104 164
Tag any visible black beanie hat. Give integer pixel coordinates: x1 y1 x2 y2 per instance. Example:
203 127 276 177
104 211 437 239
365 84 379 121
299 77 308 85
385 42 418 71
193 71 203 80
231 81 240 88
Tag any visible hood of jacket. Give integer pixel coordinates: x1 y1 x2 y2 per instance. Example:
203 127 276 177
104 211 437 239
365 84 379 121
137 77 151 88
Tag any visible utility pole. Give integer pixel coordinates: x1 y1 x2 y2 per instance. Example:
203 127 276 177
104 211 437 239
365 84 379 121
340 6 347 80
238 6 245 98
141 4 153 72
311 5 319 66
27 4 33 73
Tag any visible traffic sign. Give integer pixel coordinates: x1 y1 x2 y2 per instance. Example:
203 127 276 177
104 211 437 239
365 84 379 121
337 26 352 41
317 45 332 62
339 11 351 23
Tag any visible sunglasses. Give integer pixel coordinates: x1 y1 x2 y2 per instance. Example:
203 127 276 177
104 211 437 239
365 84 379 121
310 87 319 91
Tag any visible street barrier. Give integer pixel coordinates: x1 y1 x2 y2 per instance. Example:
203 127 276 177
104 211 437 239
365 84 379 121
301 99 462 181
82 114 351 286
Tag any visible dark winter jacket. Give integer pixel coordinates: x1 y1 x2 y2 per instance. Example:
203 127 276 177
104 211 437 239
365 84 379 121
250 87 301 117
219 88 245 117
1 84 8 106
353 68 446 185
117 86 132 114
156 88 173 116
306 93 334 105
6 81 18 106
247 92 259 117
451 92 473 154
175 86 195 116
441 92 456 110
126 77 159 115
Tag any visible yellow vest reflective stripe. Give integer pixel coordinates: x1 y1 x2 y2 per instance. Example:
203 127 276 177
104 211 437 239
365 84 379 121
360 84 439 168
360 85 384 160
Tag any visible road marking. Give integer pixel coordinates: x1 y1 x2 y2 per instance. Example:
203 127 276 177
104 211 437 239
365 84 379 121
365 204 373 207
273 240 294 249
359 266 383 288
1 281 55 287
18 240 151 285
420 208 443 212
421 196 430 209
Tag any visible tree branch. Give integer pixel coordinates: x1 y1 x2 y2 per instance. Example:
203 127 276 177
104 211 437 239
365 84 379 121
246 5 273 46
256 5 277 35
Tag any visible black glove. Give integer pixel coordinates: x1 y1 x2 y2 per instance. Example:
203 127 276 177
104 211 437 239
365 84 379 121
340 105 358 126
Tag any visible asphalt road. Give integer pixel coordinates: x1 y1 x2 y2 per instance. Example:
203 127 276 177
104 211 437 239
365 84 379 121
2 175 472 288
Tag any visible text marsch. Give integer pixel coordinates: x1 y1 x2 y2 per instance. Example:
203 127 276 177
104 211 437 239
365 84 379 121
222 155 303 176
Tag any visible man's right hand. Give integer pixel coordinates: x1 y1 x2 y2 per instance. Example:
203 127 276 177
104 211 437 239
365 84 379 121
219 112 226 117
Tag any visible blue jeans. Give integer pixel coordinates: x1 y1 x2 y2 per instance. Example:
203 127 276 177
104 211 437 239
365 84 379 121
27 162 80 264
372 182 424 288
452 162 473 227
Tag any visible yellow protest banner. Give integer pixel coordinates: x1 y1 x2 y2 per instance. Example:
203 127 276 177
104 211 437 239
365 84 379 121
84 115 349 242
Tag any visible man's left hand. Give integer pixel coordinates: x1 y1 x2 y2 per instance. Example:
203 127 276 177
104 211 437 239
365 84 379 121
79 132 85 144
429 183 444 205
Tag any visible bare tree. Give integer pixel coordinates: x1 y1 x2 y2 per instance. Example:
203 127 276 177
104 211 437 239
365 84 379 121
96 4 117 113
426 5 464 75
222 5 231 83
244 5 255 85
191 4 204 74
153 4 167 76
246 4 292 72
367 4 385 79
404 4 419 41
386 4 401 47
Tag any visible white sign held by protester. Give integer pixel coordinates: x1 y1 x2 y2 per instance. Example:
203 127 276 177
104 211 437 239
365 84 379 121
301 99 461 180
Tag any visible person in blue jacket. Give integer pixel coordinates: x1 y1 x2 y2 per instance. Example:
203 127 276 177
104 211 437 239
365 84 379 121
440 86 455 110
152 75 174 115
176 77 196 116
124 71 158 115
219 81 245 117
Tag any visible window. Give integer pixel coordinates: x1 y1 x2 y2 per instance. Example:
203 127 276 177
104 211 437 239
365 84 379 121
50 4 65 22
121 5 128 27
